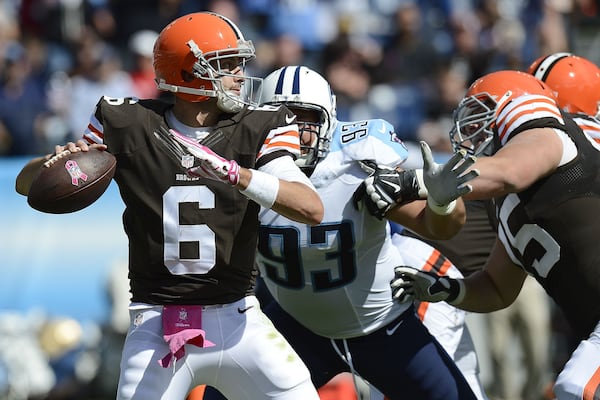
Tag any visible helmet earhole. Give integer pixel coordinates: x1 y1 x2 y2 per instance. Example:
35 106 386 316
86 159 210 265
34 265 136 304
181 70 195 82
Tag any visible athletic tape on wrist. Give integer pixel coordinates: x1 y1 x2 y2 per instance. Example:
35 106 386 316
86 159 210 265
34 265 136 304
240 169 279 209
414 169 428 197
427 197 457 215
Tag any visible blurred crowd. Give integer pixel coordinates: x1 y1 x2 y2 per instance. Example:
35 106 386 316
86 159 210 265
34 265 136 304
1 0 600 399
1 0 599 157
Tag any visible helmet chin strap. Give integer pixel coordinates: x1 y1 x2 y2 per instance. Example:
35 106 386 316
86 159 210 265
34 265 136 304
217 90 243 113
156 79 218 98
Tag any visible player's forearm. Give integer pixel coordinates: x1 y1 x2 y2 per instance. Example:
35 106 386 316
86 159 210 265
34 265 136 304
387 197 466 240
455 271 514 312
237 168 323 225
423 198 466 240
452 242 527 312
271 180 324 226
461 158 521 200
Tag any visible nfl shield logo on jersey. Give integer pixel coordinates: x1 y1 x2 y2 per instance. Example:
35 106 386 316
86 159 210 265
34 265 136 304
181 155 194 168
178 308 188 322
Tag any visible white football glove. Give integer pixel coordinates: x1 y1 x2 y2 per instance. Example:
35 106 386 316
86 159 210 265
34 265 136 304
420 141 479 212
155 127 240 185
391 266 464 304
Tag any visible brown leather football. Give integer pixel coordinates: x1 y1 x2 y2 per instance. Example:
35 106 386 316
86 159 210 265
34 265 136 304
27 148 117 214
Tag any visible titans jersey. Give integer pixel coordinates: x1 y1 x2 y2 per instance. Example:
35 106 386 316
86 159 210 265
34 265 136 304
493 97 600 338
257 118 410 339
82 97 301 305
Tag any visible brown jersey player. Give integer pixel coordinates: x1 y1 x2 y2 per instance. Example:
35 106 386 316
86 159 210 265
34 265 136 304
16 12 323 400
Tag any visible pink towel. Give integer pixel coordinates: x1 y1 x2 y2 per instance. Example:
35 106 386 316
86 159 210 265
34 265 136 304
159 305 215 368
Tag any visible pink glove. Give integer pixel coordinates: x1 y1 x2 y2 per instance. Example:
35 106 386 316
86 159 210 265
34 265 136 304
169 129 240 185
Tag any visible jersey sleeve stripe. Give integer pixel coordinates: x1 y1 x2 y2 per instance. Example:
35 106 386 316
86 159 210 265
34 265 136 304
257 127 301 159
83 116 105 144
497 95 563 143
574 116 600 143
583 366 600 400
416 250 454 320
419 249 453 276
416 300 430 321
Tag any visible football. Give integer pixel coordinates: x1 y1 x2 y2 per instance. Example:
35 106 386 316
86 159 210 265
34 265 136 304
27 148 117 214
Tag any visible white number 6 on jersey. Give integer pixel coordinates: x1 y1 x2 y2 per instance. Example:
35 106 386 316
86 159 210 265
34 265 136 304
163 186 217 275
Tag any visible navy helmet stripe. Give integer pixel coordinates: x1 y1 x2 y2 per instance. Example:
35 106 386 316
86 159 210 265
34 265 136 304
292 66 301 94
275 66 288 95
274 66 301 95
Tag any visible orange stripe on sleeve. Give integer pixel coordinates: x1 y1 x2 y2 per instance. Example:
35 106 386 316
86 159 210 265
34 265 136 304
437 258 453 276
497 98 560 141
583 366 600 400
581 123 600 134
87 123 104 138
422 250 440 272
417 250 445 320
257 129 300 159
416 301 429 321
264 130 300 148
416 250 454 321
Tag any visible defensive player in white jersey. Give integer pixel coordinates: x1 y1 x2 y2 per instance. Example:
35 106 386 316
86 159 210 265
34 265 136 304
251 66 480 399
391 70 600 399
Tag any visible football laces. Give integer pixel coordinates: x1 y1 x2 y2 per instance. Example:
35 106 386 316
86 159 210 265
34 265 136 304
43 150 72 168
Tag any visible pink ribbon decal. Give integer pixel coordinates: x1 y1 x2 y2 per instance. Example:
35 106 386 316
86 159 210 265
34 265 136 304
65 160 88 186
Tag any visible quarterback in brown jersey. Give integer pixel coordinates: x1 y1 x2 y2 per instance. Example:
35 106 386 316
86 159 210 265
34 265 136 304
15 12 324 400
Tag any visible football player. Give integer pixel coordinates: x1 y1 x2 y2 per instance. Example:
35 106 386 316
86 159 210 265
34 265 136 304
252 66 480 399
16 12 325 400
390 70 600 400
394 53 600 400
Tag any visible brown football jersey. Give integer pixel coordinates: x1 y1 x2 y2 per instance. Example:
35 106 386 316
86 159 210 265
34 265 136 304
84 97 300 305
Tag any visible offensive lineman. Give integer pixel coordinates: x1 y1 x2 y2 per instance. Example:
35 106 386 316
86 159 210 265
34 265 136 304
391 70 600 399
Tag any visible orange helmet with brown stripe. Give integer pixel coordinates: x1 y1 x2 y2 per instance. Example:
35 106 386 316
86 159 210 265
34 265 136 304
153 12 261 112
528 52 600 119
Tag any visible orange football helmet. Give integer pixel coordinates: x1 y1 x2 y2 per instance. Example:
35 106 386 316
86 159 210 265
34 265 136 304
450 70 556 156
153 12 261 112
528 52 600 118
